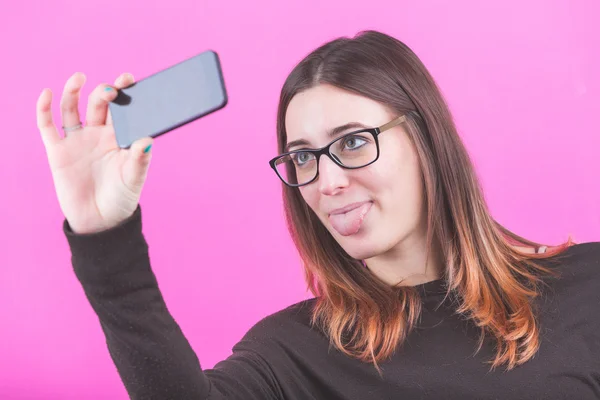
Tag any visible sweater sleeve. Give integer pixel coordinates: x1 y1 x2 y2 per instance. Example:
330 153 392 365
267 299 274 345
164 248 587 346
64 206 283 400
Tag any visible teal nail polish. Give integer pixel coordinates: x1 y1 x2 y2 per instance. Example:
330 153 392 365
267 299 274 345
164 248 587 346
104 87 112 92
143 144 152 154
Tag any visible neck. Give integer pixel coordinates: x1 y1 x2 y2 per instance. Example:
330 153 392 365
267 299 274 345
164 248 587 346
364 233 444 287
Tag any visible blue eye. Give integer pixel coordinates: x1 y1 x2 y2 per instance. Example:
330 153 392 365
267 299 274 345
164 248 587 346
342 135 367 150
293 152 314 166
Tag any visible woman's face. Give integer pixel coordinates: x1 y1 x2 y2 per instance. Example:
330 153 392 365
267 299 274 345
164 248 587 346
284 84 427 261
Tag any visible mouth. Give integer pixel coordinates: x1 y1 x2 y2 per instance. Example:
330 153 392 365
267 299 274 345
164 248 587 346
327 201 373 237
328 201 373 216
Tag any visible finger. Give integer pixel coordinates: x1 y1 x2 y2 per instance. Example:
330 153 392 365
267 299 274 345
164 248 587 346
60 72 86 133
85 83 118 126
36 88 61 147
115 72 135 89
123 137 154 191
106 73 135 126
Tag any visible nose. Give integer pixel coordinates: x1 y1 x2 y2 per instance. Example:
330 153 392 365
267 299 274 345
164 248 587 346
317 155 349 196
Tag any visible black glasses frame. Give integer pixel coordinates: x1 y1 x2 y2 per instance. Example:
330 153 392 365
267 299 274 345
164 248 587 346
269 115 407 187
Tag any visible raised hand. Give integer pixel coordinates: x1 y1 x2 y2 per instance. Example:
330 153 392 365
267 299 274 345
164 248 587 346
37 72 154 234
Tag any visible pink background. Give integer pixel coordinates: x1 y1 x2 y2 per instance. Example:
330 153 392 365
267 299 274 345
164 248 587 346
1 0 598 398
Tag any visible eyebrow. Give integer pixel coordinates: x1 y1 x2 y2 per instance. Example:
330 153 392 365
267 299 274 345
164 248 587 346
285 122 369 152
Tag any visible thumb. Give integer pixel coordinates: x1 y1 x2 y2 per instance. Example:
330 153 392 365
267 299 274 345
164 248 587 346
123 137 154 190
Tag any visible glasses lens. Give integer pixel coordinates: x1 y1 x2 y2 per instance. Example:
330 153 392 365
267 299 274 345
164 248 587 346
330 131 377 168
274 131 378 186
275 151 318 186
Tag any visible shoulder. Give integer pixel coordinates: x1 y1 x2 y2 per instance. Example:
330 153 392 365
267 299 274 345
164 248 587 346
560 241 600 257
230 298 327 364
548 241 600 274
540 241 600 294
236 298 319 347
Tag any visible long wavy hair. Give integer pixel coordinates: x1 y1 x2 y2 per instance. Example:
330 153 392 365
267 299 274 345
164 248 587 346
275 30 574 372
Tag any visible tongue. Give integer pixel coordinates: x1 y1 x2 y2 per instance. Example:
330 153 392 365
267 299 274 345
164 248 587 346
328 202 372 236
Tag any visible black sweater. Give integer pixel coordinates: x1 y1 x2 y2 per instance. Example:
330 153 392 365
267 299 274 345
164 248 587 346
65 206 600 399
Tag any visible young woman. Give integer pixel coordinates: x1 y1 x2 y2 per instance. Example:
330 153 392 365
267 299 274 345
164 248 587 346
36 30 600 399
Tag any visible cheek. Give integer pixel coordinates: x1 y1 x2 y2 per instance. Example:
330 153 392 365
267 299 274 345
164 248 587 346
365 143 424 214
298 186 319 212
359 153 403 194
299 186 332 227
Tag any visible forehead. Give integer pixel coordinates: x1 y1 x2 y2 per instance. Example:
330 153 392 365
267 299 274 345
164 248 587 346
285 84 392 146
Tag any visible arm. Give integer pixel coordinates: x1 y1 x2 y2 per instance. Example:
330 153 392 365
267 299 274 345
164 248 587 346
65 206 283 400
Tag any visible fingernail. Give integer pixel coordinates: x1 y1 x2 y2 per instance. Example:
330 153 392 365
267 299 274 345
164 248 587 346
104 87 113 92
143 144 152 154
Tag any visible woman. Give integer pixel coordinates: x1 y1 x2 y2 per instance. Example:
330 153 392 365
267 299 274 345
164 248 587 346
36 30 600 399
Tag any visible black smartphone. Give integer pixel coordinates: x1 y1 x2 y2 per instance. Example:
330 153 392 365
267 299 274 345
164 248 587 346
109 49 228 148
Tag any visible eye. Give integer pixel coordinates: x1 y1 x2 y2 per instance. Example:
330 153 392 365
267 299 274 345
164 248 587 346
342 135 368 150
293 151 314 166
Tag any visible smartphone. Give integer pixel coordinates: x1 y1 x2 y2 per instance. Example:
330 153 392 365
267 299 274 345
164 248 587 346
109 49 228 148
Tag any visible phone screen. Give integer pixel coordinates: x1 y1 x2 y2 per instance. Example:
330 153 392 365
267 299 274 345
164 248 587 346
109 50 228 148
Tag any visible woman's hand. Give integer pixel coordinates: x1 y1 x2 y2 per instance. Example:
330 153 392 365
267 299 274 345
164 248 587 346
37 72 154 234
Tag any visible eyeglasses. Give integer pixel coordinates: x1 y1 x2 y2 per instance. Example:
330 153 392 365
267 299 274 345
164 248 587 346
269 115 406 187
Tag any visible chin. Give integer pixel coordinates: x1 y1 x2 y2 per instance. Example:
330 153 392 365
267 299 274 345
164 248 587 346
335 231 388 261
345 247 379 261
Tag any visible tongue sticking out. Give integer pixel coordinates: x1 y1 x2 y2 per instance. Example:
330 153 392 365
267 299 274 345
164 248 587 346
328 202 373 236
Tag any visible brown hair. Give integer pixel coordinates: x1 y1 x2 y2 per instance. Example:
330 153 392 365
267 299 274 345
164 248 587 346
275 30 574 372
